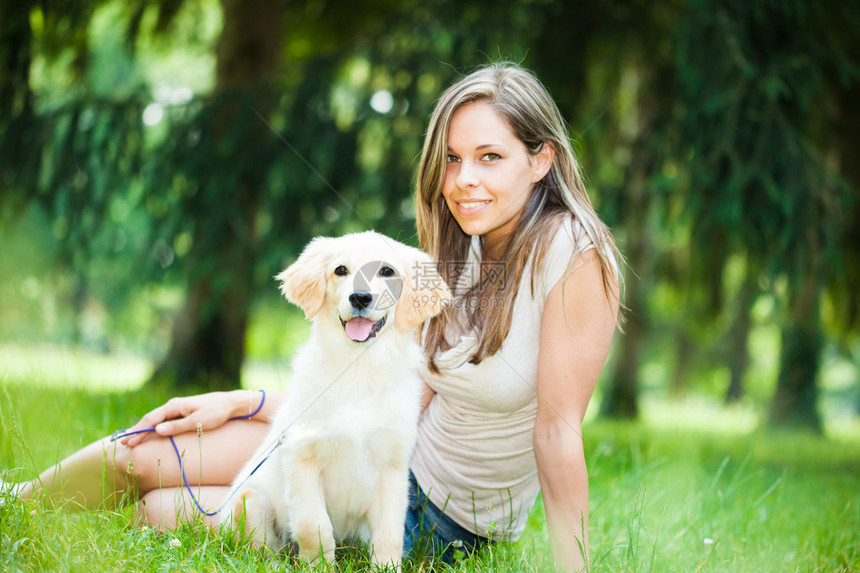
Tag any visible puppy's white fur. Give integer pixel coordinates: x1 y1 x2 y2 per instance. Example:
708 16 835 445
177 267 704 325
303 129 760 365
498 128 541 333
220 231 450 568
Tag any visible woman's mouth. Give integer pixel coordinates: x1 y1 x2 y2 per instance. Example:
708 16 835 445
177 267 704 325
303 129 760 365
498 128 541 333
456 200 491 214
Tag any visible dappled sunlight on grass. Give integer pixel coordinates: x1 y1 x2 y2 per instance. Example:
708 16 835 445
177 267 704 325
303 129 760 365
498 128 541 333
0 343 295 394
825 415 860 444
589 390 860 446
240 360 292 392
0 344 151 392
639 395 760 435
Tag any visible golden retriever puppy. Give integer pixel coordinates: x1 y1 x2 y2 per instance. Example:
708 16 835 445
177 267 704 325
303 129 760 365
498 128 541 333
220 231 450 569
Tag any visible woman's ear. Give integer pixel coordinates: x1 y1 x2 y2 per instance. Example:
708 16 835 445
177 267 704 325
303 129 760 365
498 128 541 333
531 142 555 183
275 237 332 319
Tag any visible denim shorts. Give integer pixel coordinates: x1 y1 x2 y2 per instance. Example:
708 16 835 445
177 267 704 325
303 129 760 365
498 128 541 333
402 471 492 563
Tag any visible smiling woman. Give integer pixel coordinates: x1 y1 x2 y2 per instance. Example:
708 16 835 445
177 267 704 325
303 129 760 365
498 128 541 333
413 63 622 571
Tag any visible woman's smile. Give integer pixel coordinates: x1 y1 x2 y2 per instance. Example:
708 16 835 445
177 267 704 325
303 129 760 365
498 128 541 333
454 199 492 214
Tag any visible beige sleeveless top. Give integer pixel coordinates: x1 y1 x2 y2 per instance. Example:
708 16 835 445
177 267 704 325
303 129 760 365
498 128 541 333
410 215 596 541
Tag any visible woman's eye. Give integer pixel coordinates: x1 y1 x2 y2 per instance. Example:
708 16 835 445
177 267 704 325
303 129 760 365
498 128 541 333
379 266 395 278
446 154 460 163
334 265 349 276
481 152 501 161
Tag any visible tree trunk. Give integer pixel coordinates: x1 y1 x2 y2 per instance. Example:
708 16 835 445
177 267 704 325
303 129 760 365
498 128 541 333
725 270 756 404
0 0 33 119
600 170 648 418
0 0 35 212
601 302 643 418
768 272 823 432
830 79 860 419
151 276 252 389
599 64 663 420
150 0 282 390
670 332 693 398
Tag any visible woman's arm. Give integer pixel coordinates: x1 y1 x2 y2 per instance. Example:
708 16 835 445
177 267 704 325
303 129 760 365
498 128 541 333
121 389 287 447
420 382 437 412
534 250 619 572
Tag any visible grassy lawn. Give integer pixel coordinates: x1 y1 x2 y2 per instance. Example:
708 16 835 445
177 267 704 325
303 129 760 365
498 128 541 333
1 348 858 572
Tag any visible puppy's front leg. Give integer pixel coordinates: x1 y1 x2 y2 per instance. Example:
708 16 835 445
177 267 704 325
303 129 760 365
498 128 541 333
367 463 409 570
286 458 336 564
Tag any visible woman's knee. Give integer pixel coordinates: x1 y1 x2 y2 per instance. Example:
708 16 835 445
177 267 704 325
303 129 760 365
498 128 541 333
137 488 176 529
93 436 138 492
137 486 228 530
101 435 172 494
137 489 158 526
112 421 270 495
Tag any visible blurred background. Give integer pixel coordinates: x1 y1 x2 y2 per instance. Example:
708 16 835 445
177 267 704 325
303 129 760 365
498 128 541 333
1 0 858 435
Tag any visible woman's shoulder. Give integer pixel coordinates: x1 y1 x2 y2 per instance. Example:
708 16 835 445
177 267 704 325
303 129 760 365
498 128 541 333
533 213 595 298
545 212 593 258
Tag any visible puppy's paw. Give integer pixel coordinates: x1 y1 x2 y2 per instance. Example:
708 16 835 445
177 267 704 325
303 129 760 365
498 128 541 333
295 524 336 565
224 489 271 547
370 540 403 571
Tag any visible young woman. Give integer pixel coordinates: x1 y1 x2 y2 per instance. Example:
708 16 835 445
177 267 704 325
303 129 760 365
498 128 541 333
2 63 621 571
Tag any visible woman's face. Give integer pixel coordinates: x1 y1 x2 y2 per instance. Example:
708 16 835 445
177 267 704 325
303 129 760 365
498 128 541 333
442 102 553 256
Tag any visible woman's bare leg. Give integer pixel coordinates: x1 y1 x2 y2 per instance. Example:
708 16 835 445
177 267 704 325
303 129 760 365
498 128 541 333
17 436 137 509
138 486 233 529
17 420 270 514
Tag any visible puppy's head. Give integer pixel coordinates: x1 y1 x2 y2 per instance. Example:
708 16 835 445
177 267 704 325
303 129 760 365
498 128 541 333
275 232 451 344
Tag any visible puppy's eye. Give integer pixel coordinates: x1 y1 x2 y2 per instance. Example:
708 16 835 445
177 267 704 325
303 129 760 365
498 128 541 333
334 265 349 276
378 266 395 278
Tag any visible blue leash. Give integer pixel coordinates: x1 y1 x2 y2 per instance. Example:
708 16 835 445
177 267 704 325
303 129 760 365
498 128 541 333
110 389 267 517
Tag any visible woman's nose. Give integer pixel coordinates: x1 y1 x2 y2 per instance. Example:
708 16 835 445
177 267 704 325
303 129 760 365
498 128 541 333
455 161 479 189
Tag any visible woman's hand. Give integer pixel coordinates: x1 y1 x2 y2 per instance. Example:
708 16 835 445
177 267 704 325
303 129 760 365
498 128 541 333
120 391 250 447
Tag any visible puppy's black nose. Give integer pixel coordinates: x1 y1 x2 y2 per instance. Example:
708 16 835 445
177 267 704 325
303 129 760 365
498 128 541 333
349 292 373 310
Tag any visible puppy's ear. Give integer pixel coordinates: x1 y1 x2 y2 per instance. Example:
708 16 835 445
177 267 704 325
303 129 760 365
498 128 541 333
275 237 332 319
395 252 452 332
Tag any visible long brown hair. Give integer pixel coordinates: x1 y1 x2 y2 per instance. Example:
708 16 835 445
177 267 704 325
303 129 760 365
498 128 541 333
416 63 622 372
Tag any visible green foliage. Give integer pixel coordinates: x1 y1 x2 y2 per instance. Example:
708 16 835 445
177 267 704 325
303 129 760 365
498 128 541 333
677 0 850 281
1 0 859 408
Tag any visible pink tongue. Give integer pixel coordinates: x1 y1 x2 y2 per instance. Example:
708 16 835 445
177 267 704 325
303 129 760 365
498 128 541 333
345 317 374 341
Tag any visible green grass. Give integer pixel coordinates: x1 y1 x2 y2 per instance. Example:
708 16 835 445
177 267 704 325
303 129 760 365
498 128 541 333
1 349 859 572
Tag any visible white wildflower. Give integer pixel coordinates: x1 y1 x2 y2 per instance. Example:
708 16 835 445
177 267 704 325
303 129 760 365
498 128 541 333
704 537 715 545
170 537 182 548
